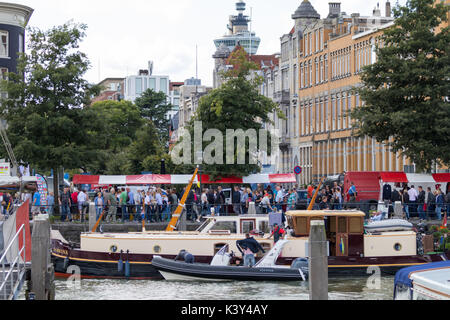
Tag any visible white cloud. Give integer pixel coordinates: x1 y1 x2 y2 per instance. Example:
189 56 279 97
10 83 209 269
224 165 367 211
15 0 405 86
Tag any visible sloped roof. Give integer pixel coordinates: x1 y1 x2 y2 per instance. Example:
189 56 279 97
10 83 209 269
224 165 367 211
292 0 320 20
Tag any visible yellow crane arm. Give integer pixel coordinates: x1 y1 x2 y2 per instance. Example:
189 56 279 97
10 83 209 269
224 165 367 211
307 178 324 211
165 167 199 232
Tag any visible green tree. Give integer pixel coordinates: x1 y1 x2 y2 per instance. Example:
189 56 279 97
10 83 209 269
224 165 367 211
128 121 167 174
173 47 282 179
0 22 101 210
135 89 173 148
352 0 450 171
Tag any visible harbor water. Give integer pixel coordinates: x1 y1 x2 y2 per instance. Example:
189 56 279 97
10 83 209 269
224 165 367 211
20 276 395 300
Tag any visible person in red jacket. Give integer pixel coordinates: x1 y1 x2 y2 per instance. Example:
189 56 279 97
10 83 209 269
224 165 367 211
71 189 79 220
267 224 286 243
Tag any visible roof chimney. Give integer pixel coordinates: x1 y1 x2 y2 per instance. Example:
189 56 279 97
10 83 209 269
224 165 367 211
328 2 341 18
385 1 391 17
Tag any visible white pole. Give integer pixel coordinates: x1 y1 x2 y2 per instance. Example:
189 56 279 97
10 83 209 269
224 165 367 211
250 7 252 56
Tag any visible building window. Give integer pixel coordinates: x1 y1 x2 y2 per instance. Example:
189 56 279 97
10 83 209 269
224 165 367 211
309 60 312 86
315 99 320 133
293 65 298 92
301 104 304 135
305 104 308 135
320 56 324 83
135 78 143 95
300 63 304 89
324 55 328 81
332 96 336 131
18 33 24 53
160 78 168 94
0 31 8 57
325 98 329 132
305 34 308 56
315 58 319 85
315 30 319 53
309 101 313 134
337 94 341 130
149 78 156 91
348 92 352 127
320 28 324 51
309 33 312 56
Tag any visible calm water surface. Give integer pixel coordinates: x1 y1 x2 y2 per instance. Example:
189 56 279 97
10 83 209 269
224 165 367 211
24 276 394 300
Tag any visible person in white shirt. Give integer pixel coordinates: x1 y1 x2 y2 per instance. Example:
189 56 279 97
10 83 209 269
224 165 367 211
77 190 88 222
260 193 273 214
408 185 419 215
275 186 284 212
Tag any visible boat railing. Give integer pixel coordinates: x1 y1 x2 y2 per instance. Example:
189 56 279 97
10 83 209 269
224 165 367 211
0 224 27 300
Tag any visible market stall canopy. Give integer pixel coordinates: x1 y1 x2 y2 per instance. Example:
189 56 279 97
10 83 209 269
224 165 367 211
379 172 408 183
432 173 450 183
72 174 297 186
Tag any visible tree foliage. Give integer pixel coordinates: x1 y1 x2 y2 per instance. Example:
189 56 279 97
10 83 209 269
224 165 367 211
135 89 173 149
174 47 281 179
352 0 450 171
0 22 101 172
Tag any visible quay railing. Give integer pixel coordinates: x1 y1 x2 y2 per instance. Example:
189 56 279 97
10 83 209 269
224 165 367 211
26 201 449 224
0 224 27 300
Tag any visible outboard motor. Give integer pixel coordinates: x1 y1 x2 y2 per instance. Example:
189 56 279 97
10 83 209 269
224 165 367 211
291 258 309 279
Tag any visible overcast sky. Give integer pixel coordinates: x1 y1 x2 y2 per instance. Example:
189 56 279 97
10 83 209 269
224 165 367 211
15 0 405 86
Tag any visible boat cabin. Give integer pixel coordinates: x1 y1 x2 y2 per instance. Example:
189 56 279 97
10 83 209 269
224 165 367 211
286 210 366 257
196 215 272 235
286 210 418 258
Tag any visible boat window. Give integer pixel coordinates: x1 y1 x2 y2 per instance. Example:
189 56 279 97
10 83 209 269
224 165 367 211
241 220 256 234
338 217 347 233
293 217 309 235
196 219 213 232
211 221 237 233
349 217 363 234
259 221 270 234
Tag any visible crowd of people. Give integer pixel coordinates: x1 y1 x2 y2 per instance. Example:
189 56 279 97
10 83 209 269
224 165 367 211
7 179 449 224
384 185 450 222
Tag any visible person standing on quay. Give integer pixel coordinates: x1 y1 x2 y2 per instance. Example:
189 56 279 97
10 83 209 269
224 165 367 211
31 191 41 219
435 190 444 221
59 187 72 222
417 186 426 221
77 189 88 222
120 188 128 222
94 192 104 222
47 192 55 217
104 188 115 223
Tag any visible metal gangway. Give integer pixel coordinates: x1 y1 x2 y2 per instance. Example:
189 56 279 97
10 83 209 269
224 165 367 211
0 224 28 300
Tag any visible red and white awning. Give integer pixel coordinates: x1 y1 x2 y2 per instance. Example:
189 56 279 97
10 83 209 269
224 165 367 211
72 173 297 186
379 172 450 184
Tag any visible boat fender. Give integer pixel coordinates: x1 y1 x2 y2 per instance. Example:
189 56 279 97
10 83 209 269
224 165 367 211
125 250 130 277
118 250 123 272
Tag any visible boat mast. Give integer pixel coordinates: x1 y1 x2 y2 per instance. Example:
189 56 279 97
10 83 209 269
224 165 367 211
307 177 324 211
165 167 199 232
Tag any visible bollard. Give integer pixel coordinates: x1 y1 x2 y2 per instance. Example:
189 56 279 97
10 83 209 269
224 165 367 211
30 214 54 300
394 201 403 219
248 202 256 215
309 220 328 300
88 202 96 231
